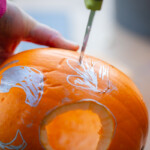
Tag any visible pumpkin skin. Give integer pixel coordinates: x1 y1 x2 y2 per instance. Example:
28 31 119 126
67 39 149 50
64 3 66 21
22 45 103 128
0 48 148 150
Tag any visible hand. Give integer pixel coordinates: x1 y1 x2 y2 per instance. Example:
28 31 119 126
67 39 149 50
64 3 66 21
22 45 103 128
0 2 79 64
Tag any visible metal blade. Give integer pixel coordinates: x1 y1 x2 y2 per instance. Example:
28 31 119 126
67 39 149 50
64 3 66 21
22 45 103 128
79 10 95 64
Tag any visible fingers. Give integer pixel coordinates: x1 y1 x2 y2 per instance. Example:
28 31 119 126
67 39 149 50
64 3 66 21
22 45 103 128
24 23 79 51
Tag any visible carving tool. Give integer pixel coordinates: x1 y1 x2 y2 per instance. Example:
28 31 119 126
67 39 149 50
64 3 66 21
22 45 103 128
79 0 103 64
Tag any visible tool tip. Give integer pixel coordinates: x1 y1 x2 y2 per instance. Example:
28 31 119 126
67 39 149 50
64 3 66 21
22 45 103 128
79 55 83 64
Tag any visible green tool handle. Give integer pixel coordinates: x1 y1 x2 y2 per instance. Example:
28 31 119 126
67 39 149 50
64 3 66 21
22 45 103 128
84 0 103 11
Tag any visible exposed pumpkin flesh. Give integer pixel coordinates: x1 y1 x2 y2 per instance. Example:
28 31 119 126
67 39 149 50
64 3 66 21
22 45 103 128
46 109 101 150
40 101 115 150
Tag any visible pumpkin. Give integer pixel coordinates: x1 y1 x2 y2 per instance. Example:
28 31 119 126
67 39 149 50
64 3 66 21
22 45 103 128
0 48 148 150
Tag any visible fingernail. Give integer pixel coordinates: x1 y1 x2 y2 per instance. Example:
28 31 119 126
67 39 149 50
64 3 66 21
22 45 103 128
66 40 79 50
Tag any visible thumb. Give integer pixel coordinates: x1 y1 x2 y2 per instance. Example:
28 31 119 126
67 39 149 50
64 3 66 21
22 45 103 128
24 23 79 51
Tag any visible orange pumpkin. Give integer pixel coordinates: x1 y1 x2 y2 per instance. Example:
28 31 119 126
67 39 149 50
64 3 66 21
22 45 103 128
0 48 148 150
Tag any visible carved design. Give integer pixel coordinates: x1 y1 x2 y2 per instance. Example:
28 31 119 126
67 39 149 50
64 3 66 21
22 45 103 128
67 59 110 93
0 130 27 150
0 61 44 107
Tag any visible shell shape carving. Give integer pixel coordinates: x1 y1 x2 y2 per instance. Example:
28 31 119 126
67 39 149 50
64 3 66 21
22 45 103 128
67 59 110 93
0 130 27 150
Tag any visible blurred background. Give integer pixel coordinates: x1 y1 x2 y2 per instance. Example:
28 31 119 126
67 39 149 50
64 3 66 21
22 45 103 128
9 0 150 149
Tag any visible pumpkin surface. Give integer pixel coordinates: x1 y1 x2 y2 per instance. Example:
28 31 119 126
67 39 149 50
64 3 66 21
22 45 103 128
0 48 148 150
